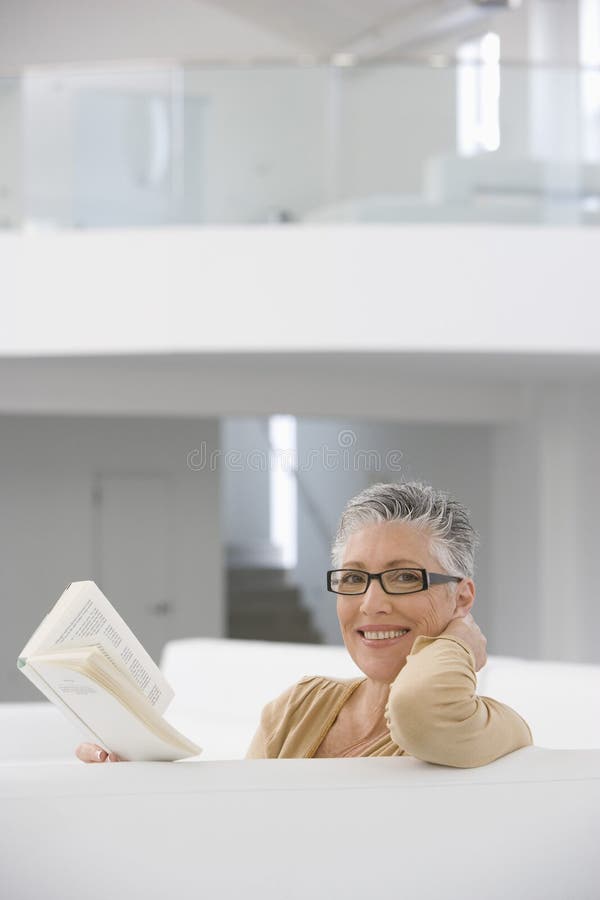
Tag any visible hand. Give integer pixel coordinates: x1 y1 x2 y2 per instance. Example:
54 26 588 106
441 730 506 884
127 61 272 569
75 743 123 763
439 612 487 672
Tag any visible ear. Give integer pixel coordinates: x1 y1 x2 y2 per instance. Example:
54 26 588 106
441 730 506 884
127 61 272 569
453 578 475 617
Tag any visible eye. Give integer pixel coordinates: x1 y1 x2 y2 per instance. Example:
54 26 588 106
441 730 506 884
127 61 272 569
341 572 366 584
389 570 419 583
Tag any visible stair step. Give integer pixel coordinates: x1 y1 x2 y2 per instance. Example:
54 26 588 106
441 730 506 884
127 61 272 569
228 621 323 644
229 606 314 629
228 589 303 615
227 567 292 590
226 570 323 644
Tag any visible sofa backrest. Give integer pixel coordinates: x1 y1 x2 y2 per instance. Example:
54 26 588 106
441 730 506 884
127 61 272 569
2 749 600 900
2 637 598 764
477 654 600 749
160 637 600 759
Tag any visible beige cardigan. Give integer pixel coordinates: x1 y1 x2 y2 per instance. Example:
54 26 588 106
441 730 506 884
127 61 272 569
245 634 534 767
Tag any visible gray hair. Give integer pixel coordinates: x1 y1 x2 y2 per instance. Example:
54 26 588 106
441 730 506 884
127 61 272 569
331 481 480 579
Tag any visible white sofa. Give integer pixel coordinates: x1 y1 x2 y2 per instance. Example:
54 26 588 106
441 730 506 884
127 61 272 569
158 638 600 759
1 639 600 900
5 637 600 762
1 748 599 900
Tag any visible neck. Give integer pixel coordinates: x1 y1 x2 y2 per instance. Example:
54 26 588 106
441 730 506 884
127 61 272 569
353 677 392 730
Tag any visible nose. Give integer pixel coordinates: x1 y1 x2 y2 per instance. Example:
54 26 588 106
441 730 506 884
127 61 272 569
359 577 394 616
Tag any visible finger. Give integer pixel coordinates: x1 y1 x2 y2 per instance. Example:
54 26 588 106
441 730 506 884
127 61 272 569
107 752 122 762
76 743 108 763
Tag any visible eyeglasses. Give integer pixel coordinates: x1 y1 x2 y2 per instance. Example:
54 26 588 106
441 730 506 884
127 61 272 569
326 568 463 596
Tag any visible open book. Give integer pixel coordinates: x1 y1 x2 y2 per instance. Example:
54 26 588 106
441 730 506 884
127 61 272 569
17 581 201 762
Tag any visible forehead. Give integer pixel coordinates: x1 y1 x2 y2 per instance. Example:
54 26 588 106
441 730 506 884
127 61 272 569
342 520 434 568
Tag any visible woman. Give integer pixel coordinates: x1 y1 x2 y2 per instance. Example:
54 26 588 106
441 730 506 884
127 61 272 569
76 481 533 767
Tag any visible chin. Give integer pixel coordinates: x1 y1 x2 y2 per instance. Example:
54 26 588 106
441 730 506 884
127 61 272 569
345 631 415 682
355 651 408 684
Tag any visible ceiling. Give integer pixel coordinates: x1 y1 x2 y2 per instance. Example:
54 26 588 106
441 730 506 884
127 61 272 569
0 0 565 73
2 351 599 422
197 0 525 61
198 0 422 57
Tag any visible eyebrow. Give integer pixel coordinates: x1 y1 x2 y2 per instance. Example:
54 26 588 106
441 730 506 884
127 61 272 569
341 559 424 569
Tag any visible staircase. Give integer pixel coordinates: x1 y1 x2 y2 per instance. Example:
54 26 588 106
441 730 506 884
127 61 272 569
226 552 322 644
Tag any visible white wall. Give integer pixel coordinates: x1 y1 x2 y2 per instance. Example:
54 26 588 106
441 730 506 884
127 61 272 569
2 225 600 355
221 417 271 551
0 414 223 701
490 383 600 664
575 386 600 663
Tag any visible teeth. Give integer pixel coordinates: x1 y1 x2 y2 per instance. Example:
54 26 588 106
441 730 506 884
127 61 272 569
363 629 409 640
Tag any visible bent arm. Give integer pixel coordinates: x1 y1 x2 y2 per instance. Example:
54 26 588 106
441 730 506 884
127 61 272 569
386 635 533 768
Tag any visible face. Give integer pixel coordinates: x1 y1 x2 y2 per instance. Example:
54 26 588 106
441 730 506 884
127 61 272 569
336 520 475 685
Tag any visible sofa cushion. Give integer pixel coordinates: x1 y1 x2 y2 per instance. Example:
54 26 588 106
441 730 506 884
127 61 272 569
161 637 600 758
477 654 600 749
3 638 598 765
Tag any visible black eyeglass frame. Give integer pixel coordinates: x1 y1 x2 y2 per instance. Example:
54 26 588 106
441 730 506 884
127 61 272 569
326 567 463 596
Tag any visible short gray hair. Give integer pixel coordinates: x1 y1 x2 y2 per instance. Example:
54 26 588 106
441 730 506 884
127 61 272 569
331 481 480 579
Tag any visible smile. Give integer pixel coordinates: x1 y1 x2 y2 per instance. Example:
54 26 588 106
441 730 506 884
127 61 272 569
358 629 410 645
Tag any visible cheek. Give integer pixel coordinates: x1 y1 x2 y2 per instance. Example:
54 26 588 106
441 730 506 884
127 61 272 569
336 600 350 631
414 594 452 632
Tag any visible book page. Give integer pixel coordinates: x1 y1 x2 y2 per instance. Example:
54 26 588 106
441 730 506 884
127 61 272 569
22 660 200 761
19 661 107 749
19 582 174 714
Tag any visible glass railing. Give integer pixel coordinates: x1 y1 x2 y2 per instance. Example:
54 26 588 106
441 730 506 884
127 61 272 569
2 61 600 229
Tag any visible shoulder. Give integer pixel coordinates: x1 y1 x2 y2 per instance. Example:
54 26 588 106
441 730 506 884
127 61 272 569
259 674 362 726
249 674 362 759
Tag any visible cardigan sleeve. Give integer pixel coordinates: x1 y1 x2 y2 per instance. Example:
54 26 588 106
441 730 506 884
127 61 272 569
385 634 534 768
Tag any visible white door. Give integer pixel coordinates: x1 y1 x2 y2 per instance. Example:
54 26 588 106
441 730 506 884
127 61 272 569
92 473 173 665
